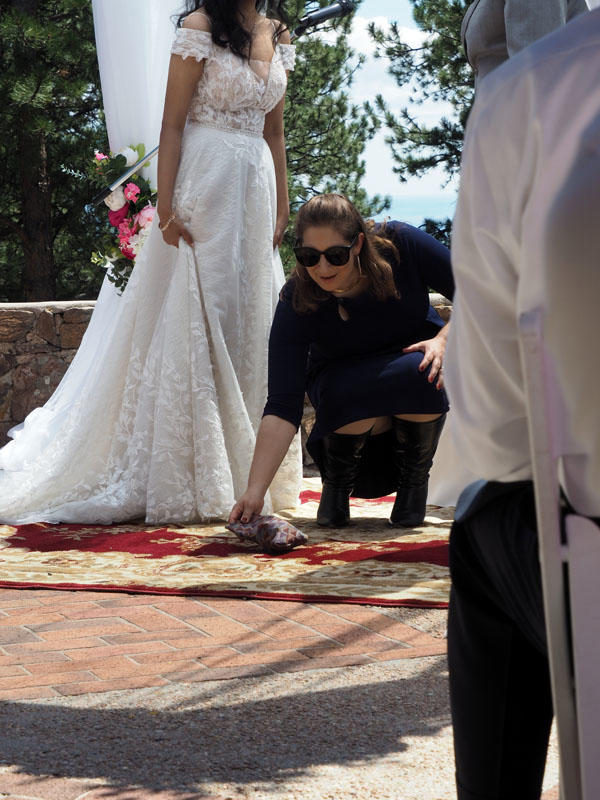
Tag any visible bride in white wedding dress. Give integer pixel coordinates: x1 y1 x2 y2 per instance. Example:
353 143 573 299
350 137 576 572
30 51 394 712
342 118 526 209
0 0 302 524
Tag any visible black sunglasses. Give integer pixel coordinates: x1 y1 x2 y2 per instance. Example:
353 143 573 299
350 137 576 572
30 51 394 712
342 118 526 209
294 234 358 268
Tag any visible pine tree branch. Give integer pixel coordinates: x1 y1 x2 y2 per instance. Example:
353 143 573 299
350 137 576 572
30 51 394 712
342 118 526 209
0 214 26 244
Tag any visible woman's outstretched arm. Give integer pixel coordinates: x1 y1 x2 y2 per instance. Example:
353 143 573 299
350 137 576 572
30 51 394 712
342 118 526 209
231 290 309 522
229 415 297 522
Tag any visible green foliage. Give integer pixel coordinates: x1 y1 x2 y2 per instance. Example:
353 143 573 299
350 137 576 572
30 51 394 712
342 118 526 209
370 0 473 183
0 0 105 301
281 0 390 271
88 145 149 190
369 1 474 239
420 217 452 248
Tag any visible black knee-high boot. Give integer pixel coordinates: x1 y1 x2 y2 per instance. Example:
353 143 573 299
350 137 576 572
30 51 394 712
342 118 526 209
389 414 446 527
317 431 370 527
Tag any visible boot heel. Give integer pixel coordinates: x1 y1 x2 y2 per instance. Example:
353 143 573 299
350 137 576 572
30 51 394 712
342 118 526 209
316 431 370 528
389 415 446 528
317 485 351 527
390 486 428 527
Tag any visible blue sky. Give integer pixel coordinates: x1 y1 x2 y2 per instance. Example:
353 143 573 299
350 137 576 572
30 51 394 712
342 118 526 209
346 0 459 225
360 0 415 27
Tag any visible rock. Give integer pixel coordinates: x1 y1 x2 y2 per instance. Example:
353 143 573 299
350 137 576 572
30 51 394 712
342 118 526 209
59 322 88 349
0 386 12 422
0 353 16 376
12 364 37 394
20 333 59 354
37 355 68 387
0 311 35 342
10 355 67 421
435 303 452 323
0 421 13 446
63 307 94 325
35 309 60 345
431 294 452 323
0 304 94 442
11 388 43 422
301 396 316 468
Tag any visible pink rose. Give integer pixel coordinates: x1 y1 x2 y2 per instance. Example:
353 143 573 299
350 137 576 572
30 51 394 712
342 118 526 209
135 204 155 229
108 203 130 227
118 220 138 249
124 182 141 202
94 151 108 161
120 242 136 260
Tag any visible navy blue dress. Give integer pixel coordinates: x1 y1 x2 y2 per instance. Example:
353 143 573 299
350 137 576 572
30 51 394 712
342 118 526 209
263 222 455 497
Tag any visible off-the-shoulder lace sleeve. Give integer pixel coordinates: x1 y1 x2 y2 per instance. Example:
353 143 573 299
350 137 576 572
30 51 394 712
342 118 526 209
171 28 214 62
277 43 296 71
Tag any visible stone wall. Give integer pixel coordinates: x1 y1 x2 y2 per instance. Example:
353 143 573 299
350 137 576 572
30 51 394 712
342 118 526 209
430 293 451 324
0 302 95 445
0 294 451 449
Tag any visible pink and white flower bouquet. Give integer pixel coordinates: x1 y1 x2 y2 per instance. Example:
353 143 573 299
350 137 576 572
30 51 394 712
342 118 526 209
89 144 157 292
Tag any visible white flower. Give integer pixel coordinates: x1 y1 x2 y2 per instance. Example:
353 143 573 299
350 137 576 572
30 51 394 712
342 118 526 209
104 187 127 211
117 146 139 166
129 225 152 258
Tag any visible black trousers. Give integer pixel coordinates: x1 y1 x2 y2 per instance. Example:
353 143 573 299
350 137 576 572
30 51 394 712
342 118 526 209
447 481 554 800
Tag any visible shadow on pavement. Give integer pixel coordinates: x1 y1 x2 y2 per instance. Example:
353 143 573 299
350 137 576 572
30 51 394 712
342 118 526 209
0 656 449 796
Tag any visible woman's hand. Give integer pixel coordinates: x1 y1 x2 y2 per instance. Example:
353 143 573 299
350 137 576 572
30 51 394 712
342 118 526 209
273 211 289 249
229 416 296 524
159 213 194 249
229 487 265 524
403 329 448 390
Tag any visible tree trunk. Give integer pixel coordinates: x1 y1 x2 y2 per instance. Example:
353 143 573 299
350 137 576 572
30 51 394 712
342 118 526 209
20 130 56 300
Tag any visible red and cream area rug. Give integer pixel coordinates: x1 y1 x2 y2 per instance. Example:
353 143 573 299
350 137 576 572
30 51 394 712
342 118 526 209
0 479 452 607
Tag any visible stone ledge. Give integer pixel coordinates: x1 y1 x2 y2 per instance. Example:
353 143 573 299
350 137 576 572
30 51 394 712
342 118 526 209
429 293 451 322
0 303 95 443
0 300 96 310
0 295 452 448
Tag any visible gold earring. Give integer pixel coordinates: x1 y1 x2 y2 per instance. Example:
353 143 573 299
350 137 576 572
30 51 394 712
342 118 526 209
356 254 363 277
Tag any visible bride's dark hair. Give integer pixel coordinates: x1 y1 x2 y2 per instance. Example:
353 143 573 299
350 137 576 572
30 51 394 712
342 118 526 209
177 1 289 59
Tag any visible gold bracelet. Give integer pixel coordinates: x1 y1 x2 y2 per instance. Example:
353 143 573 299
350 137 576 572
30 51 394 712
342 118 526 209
159 211 176 232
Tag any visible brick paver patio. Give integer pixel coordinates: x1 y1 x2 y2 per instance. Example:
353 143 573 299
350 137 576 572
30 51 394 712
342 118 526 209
0 587 559 799
0 589 445 700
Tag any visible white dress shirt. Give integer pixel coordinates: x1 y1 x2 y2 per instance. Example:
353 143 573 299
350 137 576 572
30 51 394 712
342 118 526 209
461 0 589 87
445 8 600 517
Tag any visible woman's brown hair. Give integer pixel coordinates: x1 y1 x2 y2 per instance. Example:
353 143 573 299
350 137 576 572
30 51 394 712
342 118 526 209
177 2 289 59
290 194 399 314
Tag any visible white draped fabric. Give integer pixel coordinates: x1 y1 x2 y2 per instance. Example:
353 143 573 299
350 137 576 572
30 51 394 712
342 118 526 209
91 0 183 186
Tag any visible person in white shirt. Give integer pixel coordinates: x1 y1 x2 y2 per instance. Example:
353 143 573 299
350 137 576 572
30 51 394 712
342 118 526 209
444 7 600 799
461 0 588 89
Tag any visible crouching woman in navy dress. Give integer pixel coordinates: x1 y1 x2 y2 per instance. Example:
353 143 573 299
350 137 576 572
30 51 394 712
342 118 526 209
230 193 454 528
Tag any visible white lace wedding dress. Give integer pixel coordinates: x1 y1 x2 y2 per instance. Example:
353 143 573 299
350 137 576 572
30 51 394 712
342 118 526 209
0 26 302 524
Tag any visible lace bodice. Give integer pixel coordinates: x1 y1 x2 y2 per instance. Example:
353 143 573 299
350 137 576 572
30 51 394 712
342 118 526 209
171 28 295 137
